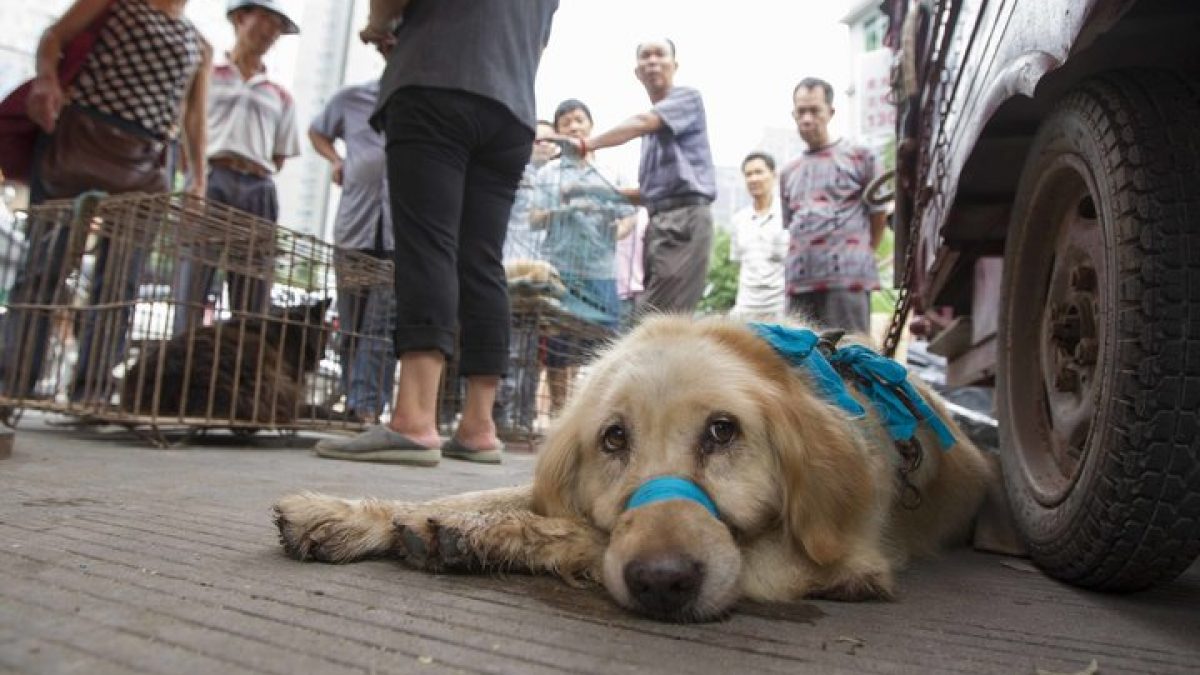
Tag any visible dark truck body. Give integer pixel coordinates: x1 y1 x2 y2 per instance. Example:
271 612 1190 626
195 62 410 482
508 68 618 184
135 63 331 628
886 0 1200 590
890 0 1198 382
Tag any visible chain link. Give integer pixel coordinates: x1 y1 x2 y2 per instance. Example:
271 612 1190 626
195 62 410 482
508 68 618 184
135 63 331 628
883 0 959 358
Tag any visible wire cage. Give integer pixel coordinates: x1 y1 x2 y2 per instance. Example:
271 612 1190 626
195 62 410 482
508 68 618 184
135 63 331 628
0 192 394 443
439 152 639 442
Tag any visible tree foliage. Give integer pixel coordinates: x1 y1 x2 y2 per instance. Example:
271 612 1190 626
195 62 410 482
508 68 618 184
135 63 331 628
699 227 738 313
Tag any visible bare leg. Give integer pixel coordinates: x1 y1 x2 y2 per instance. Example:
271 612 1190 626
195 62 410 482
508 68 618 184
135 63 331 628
386 350 443 448
454 374 500 451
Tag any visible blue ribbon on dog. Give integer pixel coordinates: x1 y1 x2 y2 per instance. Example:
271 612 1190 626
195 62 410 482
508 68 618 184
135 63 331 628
626 476 720 519
749 323 867 419
750 323 956 450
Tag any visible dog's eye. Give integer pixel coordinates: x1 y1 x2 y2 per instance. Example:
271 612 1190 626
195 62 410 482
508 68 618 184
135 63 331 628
601 424 628 453
703 416 739 451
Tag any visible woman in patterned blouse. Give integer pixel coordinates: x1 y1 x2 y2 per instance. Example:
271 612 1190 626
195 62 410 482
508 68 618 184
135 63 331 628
27 0 211 199
3 0 211 402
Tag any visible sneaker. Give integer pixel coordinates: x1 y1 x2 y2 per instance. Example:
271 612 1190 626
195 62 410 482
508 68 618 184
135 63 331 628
314 425 441 466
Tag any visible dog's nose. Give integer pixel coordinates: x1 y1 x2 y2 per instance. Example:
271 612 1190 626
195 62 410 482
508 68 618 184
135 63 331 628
624 554 705 615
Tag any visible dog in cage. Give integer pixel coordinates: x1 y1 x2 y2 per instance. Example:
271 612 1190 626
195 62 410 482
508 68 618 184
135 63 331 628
121 299 331 424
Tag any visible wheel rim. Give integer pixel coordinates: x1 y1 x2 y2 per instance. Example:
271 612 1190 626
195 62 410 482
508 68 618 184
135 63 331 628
1008 155 1109 507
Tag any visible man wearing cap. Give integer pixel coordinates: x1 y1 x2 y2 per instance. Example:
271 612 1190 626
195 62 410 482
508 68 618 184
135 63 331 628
566 38 717 316
175 0 300 329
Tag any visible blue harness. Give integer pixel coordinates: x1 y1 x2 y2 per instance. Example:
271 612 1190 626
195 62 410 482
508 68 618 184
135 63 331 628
749 323 956 451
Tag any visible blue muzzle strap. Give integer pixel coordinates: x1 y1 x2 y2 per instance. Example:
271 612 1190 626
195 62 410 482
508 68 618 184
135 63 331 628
749 322 956 451
625 476 720 519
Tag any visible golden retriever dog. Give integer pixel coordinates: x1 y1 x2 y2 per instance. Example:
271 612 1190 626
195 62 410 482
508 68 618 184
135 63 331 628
274 315 993 621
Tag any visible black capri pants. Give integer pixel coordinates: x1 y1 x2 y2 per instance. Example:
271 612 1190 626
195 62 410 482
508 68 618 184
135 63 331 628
382 87 533 376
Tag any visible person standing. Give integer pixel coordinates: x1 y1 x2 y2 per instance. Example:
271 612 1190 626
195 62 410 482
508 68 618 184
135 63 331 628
315 0 559 466
729 151 788 320
569 38 716 315
309 78 395 424
1 0 209 401
780 77 887 333
533 98 634 413
615 208 647 328
493 119 558 435
174 0 300 331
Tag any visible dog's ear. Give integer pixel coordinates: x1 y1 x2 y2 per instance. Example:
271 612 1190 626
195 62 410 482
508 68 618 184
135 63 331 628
531 409 583 518
768 375 879 567
307 298 331 324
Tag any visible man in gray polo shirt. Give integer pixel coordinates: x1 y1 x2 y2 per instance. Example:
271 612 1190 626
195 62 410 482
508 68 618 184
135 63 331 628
310 79 395 424
568 38 717 315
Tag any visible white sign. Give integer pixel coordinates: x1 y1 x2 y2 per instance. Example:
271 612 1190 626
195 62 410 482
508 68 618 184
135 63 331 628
857 48 896 139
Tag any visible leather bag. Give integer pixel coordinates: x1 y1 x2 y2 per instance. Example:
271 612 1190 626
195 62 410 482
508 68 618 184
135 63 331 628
36 104 168 199
0 1 114 184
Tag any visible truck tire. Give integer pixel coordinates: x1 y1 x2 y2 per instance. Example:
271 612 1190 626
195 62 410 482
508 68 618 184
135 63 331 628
997 69 1200 591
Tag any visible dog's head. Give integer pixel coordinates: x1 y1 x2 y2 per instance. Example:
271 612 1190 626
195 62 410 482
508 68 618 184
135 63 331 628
532 315 880 621
268 298 333 372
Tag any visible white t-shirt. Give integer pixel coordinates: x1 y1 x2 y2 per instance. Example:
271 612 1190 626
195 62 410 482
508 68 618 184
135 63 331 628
729 195 788 318
206 57 300 174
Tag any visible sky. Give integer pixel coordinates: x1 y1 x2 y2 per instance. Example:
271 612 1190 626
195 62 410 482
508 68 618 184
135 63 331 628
86 0 854 180
338 0 856 178
532 1 854 176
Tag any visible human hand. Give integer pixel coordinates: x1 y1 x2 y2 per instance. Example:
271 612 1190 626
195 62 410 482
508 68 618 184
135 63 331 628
331 160 344 187
551 135 586 159
359 24 397 55
26 75 64 133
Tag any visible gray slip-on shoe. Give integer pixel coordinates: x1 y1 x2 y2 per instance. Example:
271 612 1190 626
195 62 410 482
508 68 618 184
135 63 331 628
315 425 441 466
441 436 504 464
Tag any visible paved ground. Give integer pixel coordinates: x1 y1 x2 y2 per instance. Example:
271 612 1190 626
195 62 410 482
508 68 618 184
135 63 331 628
1 413 1197 675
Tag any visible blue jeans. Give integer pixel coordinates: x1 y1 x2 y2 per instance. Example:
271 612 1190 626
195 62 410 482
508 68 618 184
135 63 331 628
494 317 540 430
335 254 397 417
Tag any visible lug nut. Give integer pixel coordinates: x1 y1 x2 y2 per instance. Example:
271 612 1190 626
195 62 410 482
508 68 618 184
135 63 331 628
1074 338 1098 365
1054 366 1079 392
1052 313 1082 344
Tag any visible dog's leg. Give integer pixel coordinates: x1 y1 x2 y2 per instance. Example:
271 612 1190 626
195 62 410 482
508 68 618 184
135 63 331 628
806 549 896 601
273 486 539 564
806 567 895 601
395 510 605 584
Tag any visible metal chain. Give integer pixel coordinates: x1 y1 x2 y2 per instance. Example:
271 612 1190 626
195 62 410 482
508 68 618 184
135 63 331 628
882 0 959 358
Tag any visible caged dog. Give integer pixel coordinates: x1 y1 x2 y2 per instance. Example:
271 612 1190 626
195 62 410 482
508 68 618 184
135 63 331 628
274 315 995 621
122 300 331 424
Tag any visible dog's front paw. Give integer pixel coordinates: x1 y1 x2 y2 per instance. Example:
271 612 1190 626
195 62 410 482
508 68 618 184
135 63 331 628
433 518 493 571
808 567 895 601
392 512 439 569
273 493 395 563
273 493 348 561
391 513 485 572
